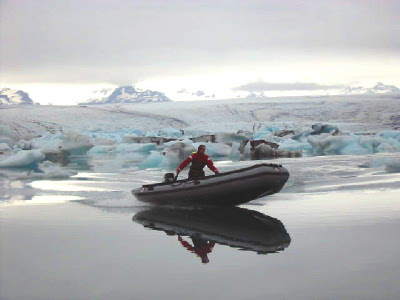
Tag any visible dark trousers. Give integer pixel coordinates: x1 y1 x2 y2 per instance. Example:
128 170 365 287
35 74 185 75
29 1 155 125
188 169 205 180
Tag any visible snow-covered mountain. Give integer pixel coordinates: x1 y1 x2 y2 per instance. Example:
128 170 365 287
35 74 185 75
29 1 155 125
342 82 400 95
0 88 36 105
79 86 172 105
245 92 268 99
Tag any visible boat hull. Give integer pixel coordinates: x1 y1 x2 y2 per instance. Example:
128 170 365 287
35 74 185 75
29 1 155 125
132 163 289 206
133 206 291 254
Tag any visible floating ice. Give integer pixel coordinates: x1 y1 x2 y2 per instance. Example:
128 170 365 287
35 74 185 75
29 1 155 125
361 157 400 173
252 143 302 159
163 142 196 168
0 136 15 147
158 128 183 138
192 142 231 156
61 132 94 155
229 142 241 161
16 139 32 150
92 138 116 146
163 139 193 147
215 132 251 144
115 143 156 153
31 132 63 151
181 129 211 138
144 131 158 137
261 125 282 133
252 131 274 141
378 131 400 139
278 139 313 153
16 166 78 180
0 150 44 168
88 143 156 154
0 143 11 151
310 123 338 135
138 151 164 169
308 134 370 155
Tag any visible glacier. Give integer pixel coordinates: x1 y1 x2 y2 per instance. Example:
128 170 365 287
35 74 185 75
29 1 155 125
0 94 399 180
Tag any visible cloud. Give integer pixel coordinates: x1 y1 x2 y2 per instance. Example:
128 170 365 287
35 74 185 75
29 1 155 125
232 82 345 92
0 0 399 85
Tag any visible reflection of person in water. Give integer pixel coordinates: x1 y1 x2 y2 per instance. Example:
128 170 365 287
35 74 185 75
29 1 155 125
178 235 215 264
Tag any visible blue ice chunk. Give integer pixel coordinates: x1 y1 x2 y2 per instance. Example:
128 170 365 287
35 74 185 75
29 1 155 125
138 151 164 169
278 139 313 153
308 134 371 155
0 150 45 168
260 125 282 132
310 123 338 135
158 128 183 138
145 131 158 137
163 139 193 147
252 131 273 140
115 143 156 153
61 132 94 155
359 136 385 153
376 141 400 152
339 141 370 155
181 129 212 139
192 142 231 156
229 142 241 161
378 131 400 139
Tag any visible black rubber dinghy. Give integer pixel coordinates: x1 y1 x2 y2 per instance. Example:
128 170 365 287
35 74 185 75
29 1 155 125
132 163 289 206
133 206 291 254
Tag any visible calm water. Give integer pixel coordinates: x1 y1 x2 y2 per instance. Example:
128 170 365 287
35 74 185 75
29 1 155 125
1 154 400 300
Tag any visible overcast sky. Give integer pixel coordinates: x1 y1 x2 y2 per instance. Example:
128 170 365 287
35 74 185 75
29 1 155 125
1 0 399 103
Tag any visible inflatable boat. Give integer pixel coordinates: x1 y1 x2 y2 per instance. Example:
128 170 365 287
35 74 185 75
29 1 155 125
133 206 291 255
132 163 289 206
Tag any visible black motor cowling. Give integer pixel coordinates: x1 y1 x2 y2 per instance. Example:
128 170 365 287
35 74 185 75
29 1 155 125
164 173 175 183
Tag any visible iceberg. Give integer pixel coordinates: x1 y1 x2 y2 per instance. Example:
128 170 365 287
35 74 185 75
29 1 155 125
308 134 370 155
163 139 193 147
378 131 400 139
164 142 196 168
0 150 44 168
114 143 156 153
215 132 252 144
229 142 241 161
192 142 231 157
361 157 400 173
88 143 156 154
31 132 63 151
278 139 313 153
138 151 165 169
61 132 94 155
16 162 78 180
0 143 11 152
158 128 183 138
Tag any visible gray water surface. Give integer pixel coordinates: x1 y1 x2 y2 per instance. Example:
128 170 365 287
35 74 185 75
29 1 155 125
1 155 400 300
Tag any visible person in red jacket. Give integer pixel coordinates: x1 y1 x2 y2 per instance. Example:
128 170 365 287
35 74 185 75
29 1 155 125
176 145 220 180
178 235 215 264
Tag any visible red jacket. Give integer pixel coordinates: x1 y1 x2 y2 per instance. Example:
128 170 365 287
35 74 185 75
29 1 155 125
178 236 215 258
176 152 219 174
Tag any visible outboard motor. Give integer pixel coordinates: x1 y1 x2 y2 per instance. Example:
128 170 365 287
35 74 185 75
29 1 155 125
164 173 175 183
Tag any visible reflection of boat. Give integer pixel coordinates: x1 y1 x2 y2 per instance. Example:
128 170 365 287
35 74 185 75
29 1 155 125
132 163 289 206
133 206 291 255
